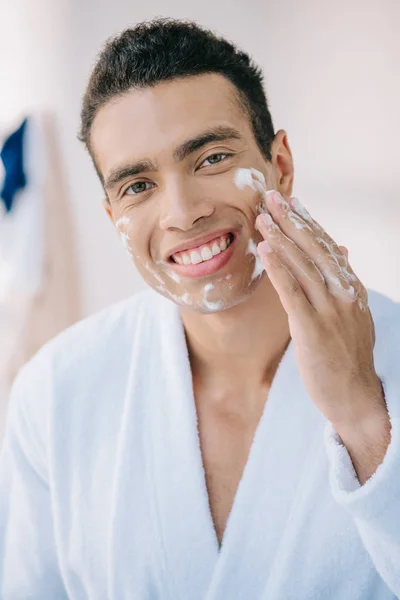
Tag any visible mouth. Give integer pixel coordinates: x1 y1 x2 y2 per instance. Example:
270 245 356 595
168 232 237 279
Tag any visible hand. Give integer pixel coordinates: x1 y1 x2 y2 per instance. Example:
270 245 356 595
255 189 386 430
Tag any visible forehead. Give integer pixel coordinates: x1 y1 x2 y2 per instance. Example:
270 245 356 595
91 73 252 175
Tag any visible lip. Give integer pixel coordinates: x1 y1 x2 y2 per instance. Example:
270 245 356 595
165 228 235 260
167 232 238 279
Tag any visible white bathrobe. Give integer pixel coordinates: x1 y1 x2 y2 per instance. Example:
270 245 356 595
0 286 399 599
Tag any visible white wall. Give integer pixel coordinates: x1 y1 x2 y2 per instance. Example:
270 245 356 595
2 0 400 317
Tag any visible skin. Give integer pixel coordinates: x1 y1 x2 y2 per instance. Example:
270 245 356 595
256 192 391 485
91 72 390 493
92 73 294 403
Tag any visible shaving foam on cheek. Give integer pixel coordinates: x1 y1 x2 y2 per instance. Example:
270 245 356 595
234 167 271 282
113 219 218 310
234 167 274 217
165 270 181 283
234 168 255 191
115 217 176 297
155 259 182 284
115 217 134 258
201 282 225 312
246 239 265 281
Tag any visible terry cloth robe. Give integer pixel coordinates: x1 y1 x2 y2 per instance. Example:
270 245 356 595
0 286 399 600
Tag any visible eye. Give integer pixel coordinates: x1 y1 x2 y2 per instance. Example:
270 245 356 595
201 153 232 167
125 181 154 195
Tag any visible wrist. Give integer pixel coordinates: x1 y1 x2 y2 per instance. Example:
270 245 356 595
331 375 387 437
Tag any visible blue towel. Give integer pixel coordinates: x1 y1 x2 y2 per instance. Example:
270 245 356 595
0 118 28 213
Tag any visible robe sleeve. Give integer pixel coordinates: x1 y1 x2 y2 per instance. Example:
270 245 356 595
0 358 68 599
324 371 400 597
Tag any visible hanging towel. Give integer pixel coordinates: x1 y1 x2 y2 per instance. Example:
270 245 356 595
0 286 399 599
0 114 79 441
0 117 45 299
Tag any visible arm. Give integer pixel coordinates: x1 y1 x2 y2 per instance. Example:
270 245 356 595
0 361 68 599
325 375 400 597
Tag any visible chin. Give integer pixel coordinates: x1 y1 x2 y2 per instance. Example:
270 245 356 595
177 274 265 315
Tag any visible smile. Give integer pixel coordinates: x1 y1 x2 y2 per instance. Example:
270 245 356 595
171 233 234 265
168 233 237 279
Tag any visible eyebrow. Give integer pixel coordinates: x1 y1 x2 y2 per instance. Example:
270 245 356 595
104 126 244 191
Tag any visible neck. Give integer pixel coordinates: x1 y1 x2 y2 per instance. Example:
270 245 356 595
180 277 291 411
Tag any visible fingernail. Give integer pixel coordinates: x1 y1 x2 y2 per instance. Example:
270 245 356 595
258 240 274 254
260 213 275 229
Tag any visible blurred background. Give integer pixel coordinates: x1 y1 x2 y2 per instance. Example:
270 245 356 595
0 0 399 437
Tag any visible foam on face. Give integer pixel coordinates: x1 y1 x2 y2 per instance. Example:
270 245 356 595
114 173 269 313
114 215 223 311
232 168 364 308
114 171 363 314
246 239 265 281
115 217 134 258
201 281 225 311
233 168 256 191
233 167 270 283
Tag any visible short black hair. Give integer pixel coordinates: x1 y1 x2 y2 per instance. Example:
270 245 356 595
78 17 275 169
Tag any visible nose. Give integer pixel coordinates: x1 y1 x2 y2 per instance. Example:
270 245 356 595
159 177 215 231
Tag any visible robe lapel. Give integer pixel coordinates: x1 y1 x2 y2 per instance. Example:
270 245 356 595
203 343 325 600
149 293 219 600
148 292 324 600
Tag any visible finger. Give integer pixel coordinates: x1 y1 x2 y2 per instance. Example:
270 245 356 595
262 192 363 305
257 212 330 311
258 239 316 322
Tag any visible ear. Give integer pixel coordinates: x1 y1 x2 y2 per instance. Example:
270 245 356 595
270 130 294 200
102 198 114 224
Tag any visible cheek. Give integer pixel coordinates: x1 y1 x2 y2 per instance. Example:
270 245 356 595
115 216 135 258
232 167 276 223
114 214 153 278
204 172 265 227
115 210 151 254
115 214 172 290
233 188 263 224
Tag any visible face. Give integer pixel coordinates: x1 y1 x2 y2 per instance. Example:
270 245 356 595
91 73 293 314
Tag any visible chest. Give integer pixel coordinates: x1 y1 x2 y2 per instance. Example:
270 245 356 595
51 377 385 599
194 396 265 547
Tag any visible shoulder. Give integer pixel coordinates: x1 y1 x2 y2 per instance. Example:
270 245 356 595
7 288 162 418
3 288 169 461
27 288 159 373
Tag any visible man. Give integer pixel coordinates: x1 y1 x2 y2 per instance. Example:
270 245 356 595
0 17 399 599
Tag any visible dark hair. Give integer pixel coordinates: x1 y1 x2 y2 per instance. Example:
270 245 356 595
78 17 275 168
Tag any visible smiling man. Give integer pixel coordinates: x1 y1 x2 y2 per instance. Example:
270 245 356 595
1 18 400 600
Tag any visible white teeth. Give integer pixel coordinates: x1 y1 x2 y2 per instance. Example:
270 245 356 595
173 235 233 265
190 250 202 264
201 247 213 261
212 242 221 256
